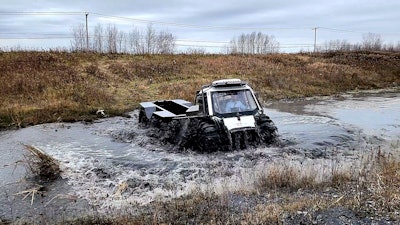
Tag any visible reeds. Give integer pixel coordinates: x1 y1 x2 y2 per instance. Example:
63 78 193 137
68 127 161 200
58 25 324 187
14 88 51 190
23 144 61 181
11 145 61 206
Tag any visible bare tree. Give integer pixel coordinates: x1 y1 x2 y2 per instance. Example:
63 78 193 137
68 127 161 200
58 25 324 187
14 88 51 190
248 32 256 54
106 24 118 53
185 47 206 54
117 30 127 53
382 41 400 52
264 34 279 53
71 23 176 54
92 23 104 53
128 27 142 54
145 24 156 54
229 39 238 54
157 31 176 54
229 32 279 54
71 23 86 51
238 34 246 53
322 39 353 52
127 25 176 54
362 33 383 51
255 32 263 53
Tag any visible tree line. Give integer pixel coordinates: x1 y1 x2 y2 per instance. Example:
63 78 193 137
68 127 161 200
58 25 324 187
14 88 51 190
229 32 280 54
72 24 176 54
71 23 280 54
319 33 400 52
71 24 399 54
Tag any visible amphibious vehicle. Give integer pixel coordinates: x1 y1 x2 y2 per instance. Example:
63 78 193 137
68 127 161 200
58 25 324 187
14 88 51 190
138 79 278 152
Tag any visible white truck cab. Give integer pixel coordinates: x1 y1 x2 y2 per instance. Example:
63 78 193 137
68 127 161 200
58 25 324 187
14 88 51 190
195 79 264 132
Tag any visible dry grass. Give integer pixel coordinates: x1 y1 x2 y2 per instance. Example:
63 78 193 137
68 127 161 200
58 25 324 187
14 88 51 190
347 149 400 218
13 185 45 205
1 51 399 129
9 145 62 207
23 144 61 182
62 149 399 224
254 163 319 191
163 151 398 224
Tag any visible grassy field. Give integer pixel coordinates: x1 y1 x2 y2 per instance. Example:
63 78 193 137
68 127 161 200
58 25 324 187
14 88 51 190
0 51 399 129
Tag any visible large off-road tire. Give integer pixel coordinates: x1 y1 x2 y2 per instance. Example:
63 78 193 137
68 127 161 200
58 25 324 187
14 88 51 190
197 120 230 152
178 118 228 152
257 114 278 145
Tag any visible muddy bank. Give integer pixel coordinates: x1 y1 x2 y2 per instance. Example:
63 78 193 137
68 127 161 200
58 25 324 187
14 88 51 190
2 52 400 129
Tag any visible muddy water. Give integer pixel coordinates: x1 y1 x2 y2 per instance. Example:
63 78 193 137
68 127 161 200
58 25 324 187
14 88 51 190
1 90 399 222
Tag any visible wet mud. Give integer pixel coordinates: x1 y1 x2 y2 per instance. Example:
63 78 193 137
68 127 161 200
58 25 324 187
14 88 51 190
0 90 399 223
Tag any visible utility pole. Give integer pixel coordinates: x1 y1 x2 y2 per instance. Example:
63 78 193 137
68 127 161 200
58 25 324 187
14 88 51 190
85 12 89 51
313 27 318 53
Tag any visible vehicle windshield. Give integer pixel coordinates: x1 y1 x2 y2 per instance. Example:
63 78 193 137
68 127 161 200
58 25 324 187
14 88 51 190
211 89 258 115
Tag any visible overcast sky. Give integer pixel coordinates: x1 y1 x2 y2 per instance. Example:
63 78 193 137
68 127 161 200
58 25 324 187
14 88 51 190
1 0 399 52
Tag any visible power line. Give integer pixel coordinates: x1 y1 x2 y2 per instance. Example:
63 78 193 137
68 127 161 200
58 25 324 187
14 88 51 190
0 12 85 15
0 32 68 35
319 27 400 35
319 27 364 34
1 11 398 35
0 37 72 40
91 12 310 31
0 11 398 52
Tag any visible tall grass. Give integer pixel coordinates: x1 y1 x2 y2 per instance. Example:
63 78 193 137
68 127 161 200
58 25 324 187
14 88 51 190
1 51 399 128
62 149 399 224
171 151 397 223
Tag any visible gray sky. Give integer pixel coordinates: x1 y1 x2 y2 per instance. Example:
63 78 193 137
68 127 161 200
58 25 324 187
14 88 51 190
1 0 399 52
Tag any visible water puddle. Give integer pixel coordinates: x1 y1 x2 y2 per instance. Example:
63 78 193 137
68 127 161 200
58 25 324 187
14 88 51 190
305 93 400 140
1 90 399 222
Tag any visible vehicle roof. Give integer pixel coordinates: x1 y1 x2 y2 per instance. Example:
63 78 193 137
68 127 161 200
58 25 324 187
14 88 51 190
211 78 246 87
200 79 251 93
